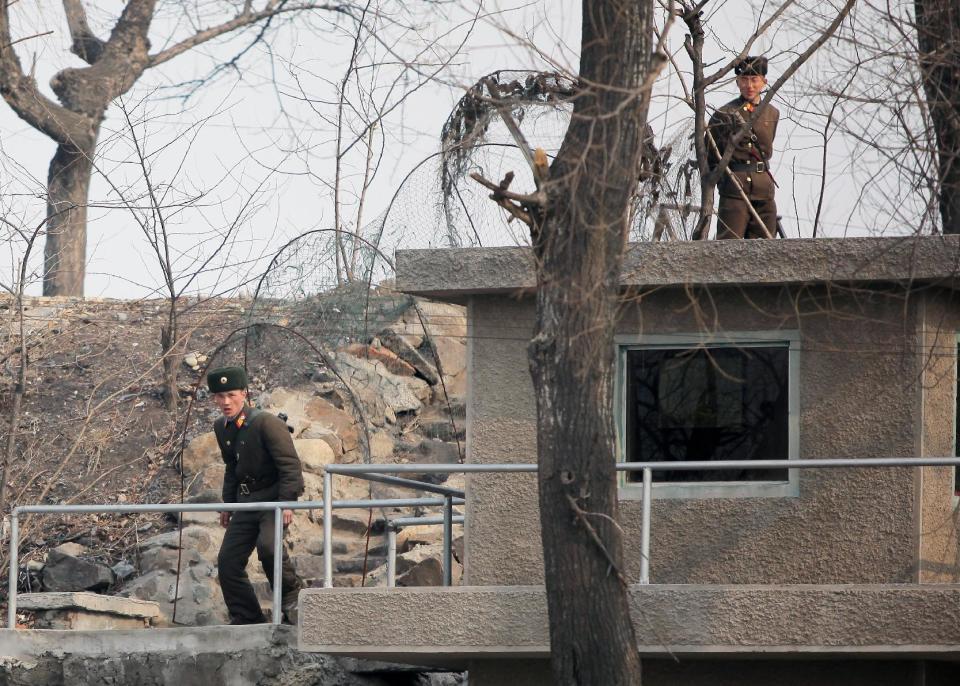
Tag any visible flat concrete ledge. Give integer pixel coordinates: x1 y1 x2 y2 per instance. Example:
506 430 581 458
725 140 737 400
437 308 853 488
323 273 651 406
1 624 292 657
17 592 160 619
395 236 960 299
299 584 960 665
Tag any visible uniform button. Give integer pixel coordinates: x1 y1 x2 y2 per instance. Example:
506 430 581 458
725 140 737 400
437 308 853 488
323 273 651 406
226 440 231 446
747 176 752 182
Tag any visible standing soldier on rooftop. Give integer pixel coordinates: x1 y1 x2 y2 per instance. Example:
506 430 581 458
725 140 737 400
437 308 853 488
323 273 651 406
707 56 780 239
208 366 304 625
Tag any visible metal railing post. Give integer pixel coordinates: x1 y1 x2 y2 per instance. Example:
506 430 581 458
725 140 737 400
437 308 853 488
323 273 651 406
387 527 397 587
640 467 652 585
272 506 283 625
7 510 19 628
323 471 333 588
442 495 453 587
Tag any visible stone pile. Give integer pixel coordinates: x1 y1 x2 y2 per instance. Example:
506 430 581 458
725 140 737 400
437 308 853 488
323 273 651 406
118 296 468 625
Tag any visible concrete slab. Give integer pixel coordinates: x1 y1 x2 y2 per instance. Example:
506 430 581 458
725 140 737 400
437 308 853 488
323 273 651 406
1 624 290 657
395 236 960 300
299 584 960 667
17 592 160 618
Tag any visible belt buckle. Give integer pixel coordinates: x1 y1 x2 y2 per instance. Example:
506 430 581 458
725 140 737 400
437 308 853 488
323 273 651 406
756 162 765 173
239 483 250 496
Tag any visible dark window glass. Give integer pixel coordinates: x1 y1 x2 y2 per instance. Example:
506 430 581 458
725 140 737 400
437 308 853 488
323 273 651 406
625 345 789 483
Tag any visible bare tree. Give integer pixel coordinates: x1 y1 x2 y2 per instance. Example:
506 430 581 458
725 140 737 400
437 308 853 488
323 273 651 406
470 1 666 681
915 0 960 233
0 1 396 296
110 100 265 410
0 215 46 520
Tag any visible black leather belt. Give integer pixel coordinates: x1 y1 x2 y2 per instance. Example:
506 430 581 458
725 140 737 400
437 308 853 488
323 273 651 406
238 475 276 495
730 161 765 173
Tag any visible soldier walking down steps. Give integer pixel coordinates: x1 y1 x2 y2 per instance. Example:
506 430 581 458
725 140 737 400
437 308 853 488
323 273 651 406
208 366 305 625
707 55 780 239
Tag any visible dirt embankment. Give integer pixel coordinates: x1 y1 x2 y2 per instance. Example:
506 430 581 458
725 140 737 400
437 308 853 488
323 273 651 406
0 289 467 621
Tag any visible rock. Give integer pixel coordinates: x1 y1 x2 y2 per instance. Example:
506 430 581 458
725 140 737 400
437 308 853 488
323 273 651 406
302 471 370 504
396 556 443 587
304 397 359 454
300 424 343 458
397 437 463 465
121 563 228 627
257 388 318 439
42 547 114 592
17 591 160 630
336 555 386 574
424 335 467 378
183 352 198 369
409 301 467 339
419 416 466 443
112 561 136 581
52 542 87 558
142 526 219 555
181 432 222 492
378 329 440 385
331 510 373 535
396 524 442 553
304 538 349 556
331 351 429 415
345 343 417 376
452 535 465 564
369 431 396 462
295 438 335 475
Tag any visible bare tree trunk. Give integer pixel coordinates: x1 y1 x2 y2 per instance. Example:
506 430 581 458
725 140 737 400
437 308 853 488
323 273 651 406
43 139 97 296
160 307 179 412
915 0 960 234
527 1 652 683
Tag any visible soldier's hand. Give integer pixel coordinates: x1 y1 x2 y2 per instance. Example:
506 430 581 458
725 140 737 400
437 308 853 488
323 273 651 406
282 509 293 526
220 512 231 528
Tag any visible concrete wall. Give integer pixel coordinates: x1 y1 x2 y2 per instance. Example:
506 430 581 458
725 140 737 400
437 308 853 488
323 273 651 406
919 291 960 582
299 584 960 660
468 658 956 686
465 284 959 585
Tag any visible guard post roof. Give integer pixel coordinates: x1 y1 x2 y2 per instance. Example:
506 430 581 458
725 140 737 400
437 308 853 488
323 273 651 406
395 236 960 302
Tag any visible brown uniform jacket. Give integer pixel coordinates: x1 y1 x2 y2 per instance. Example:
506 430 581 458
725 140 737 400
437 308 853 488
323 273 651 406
707 96 779 200
214 408 305 503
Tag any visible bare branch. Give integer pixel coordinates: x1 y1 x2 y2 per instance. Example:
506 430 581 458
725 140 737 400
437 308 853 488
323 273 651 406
0 5 91 145
148 2 353 69
62 0 106 63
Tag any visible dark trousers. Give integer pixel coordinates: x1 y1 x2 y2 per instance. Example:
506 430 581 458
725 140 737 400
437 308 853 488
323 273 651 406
716 195 777 239
217 509 301 624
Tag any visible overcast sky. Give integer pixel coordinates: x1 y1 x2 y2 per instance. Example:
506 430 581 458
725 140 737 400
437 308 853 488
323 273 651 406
0 1 914 299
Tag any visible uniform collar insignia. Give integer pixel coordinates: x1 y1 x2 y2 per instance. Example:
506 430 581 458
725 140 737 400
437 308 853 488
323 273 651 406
233 410 247 429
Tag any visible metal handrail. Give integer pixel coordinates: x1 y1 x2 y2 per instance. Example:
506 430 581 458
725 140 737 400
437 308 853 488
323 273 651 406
6 496 457 629
11 455 960 629
322 456 960 588
385 515 465 587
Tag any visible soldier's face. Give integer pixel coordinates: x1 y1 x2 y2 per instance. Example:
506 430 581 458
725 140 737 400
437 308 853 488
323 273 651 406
213 389 248 418
736 74 766 102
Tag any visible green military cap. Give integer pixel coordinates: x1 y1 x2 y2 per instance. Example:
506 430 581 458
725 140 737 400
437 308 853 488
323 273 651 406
734 55 768 77
207 366 248 393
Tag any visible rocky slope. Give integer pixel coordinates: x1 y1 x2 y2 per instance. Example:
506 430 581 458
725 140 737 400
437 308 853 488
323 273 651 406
1 288 468 628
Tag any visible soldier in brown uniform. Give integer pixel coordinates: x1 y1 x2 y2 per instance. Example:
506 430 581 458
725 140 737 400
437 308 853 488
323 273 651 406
208 366 304 624
707 56 780 239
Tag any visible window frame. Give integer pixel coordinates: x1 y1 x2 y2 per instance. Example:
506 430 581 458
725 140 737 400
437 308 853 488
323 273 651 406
615 330 801 500
953 333 960 503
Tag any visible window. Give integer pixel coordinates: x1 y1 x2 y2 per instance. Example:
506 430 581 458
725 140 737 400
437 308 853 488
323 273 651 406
617 333 798 499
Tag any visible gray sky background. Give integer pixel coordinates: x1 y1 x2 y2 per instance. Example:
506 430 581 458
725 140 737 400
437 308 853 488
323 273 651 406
0 1 916 299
